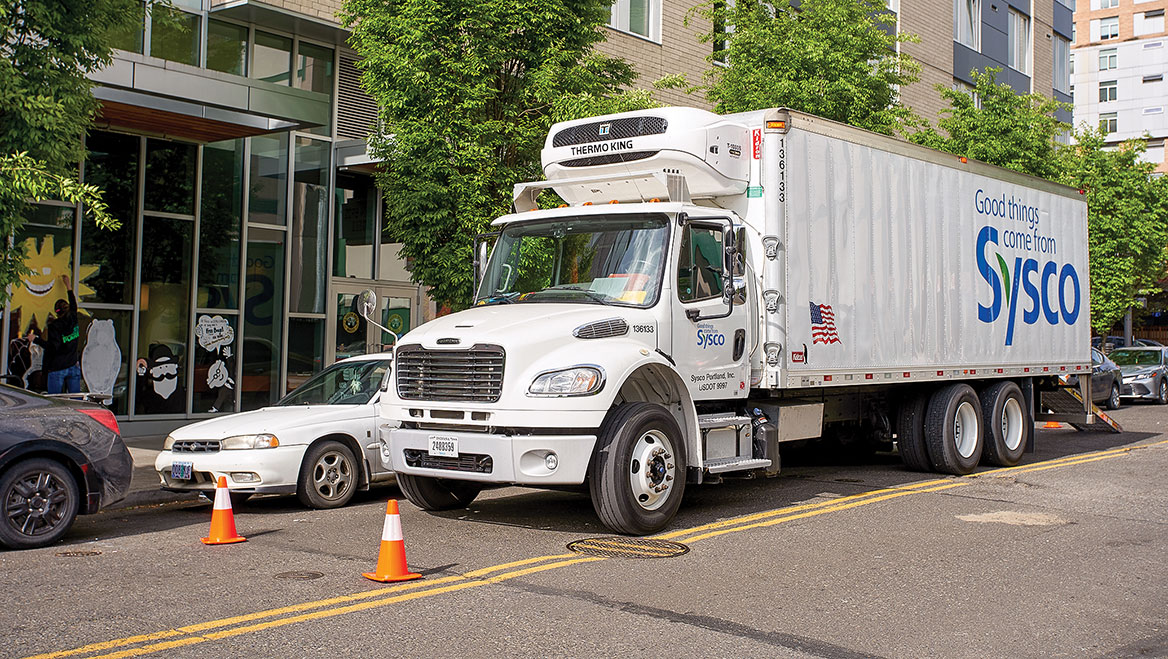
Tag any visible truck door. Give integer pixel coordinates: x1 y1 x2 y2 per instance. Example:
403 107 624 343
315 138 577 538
671 218 751 401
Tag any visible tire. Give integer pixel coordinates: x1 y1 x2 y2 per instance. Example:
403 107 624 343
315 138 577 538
895 390 932 471
924 383 983 475
979 381 1029 467
588 402 687 535
1106 381 1121 411
396 474 482 510
297 440 359 509
0 458 80 550
1157 379 1168 406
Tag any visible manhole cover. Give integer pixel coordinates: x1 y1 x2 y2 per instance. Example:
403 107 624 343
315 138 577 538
274 571 324 580
56 550 101 557
567 537 689 559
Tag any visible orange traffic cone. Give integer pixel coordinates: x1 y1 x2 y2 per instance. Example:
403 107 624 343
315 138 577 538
201 476 247 545
1044 421 1062 429
363 500 421 582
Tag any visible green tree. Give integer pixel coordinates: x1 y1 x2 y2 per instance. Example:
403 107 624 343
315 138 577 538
342 0 653 308
689 0 920 134
908 67 1069 180
1 0 149 302
1057 129 1168 334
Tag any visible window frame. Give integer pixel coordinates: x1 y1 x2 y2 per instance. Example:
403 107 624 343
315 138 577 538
1007 9 1032 75
954 0 980 49
676 222 728 304
608 0 662 43
1099 112 1118 133
1099 47 1118 71
1099 79 1118 102
1100 16 1120 40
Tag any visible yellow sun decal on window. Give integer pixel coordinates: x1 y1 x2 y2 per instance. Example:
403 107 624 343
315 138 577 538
11 236 98 333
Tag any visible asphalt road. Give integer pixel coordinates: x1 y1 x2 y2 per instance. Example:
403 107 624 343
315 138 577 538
2 405 1166 658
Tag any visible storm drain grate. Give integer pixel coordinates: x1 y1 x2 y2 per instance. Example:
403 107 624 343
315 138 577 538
56 550 101 557
275 571 324 580
567 537 689 559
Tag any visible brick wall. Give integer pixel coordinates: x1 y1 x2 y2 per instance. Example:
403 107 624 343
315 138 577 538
597 0 714 109
900 0 957 124
213 0 344 24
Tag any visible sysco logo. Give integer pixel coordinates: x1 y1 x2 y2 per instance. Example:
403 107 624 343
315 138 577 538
696 328 726 349
976 226 1080 346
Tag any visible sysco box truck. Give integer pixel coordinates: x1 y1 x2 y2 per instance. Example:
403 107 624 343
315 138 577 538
378 107 1094 535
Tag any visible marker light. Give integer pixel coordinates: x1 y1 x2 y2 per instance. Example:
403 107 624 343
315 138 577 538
766 120 786 130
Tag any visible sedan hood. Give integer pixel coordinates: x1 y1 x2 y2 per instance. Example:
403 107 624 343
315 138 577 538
169 405 371 440
1119 365 1160 377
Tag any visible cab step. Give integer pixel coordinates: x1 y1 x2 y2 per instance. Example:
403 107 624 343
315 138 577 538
705 457 772 474
697 413 752 430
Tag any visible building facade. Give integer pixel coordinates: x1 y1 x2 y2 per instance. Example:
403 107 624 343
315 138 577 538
1070 0 1168 173
598 0 1073 125
7 0 1072 436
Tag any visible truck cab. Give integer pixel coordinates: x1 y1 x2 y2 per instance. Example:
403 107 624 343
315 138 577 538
382 108 768 534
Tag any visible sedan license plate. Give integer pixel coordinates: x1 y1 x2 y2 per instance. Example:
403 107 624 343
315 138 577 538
428 436 458 458
171 461 193 480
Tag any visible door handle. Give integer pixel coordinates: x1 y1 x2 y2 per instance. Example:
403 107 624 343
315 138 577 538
733 329 746 361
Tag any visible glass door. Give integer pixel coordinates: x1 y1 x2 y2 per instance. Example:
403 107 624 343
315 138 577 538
330 282 417 363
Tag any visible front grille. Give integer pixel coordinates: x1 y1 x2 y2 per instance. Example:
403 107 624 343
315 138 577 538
396 344 505 402
403 449 493 473
552 117 668 147
559 151 657 168
172 440 220 453
573 317 629 339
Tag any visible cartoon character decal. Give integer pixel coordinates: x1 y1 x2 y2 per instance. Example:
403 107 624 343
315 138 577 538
81 319 121 396
136 344 184 414
11 236 98 333
195 314 235 413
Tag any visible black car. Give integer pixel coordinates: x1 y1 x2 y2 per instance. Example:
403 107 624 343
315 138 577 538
0 385 132 549
1090 347 1123 410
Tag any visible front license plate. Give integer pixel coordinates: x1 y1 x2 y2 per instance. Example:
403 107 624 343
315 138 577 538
171 461 193 480
428 436 458 458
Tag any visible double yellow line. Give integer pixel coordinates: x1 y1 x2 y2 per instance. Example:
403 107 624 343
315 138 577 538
28 438 1167 659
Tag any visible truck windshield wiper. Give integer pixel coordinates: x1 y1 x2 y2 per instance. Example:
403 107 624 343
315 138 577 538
478 292 519 305
525 285 610 305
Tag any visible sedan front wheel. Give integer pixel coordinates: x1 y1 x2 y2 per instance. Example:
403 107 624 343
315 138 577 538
297 440 358 509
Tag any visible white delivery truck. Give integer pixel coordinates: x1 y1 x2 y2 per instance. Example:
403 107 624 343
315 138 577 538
379 107 1092 535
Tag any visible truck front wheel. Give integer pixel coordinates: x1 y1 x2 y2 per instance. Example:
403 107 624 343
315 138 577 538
924 383 983 475
588 402 687 536
397 474 482 510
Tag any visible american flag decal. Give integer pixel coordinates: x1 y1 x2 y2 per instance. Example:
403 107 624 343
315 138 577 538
810 302 840 345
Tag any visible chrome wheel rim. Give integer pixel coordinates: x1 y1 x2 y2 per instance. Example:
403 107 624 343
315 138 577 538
628 429 676 511
954 401 980 459
4 471 70 538
1110 384 1120 409
312 451 354 501
1002 397 1024 451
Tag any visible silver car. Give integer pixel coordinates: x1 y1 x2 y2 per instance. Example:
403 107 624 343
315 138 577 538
1110 348 1168 405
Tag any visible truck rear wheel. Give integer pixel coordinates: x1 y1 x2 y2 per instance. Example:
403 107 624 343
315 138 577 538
979 381 1028 467
397 474 482 510
895 391 932 472
924 384 983 475
588 402 687 536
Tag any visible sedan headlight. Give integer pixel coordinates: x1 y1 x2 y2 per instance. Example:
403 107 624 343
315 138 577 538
221 433 280 450
163 435 176 450
528 366 604 396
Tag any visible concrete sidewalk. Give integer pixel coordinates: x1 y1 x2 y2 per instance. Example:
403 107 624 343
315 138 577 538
116 435 201 509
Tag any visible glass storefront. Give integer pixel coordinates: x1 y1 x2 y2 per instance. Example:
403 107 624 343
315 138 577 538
4 18 429 429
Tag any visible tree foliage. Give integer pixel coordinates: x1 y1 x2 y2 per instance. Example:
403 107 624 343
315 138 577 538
343 0 654 307
1057 130 1168 334
908 68 1069 180
688 0 919 134
1 0 149 304
912 67 1168 333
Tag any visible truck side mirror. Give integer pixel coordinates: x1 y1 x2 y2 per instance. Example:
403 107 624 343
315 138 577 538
357 289 377 320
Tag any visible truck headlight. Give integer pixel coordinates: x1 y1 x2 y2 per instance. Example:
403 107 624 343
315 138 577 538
528 366 604 396
221 434 280 450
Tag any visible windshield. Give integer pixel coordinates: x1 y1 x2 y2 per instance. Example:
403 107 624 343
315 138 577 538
476 213 669 307
1109 349 1163 367
276 359 390 406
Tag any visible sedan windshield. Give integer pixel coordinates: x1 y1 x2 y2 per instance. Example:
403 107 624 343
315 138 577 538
476 213 669 307
1109 350 1163 367
276 359 390 406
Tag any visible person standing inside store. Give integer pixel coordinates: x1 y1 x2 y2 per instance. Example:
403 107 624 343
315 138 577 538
30 275 81 394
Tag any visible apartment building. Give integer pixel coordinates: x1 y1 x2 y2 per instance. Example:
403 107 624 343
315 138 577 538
599 0 1073 126
1070 0 1168 174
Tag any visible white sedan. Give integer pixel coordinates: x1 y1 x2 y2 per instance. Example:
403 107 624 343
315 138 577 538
155 353 395 509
